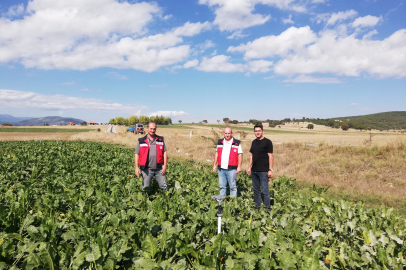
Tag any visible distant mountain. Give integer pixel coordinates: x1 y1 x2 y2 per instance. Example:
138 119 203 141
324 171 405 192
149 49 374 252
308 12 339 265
0 114 33 123
11 116 85 126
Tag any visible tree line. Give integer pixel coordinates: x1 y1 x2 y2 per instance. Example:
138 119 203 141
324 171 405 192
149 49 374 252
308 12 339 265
109 115 172 126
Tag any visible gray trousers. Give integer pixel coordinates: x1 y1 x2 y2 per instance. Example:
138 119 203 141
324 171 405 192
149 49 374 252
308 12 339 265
141 168 167 192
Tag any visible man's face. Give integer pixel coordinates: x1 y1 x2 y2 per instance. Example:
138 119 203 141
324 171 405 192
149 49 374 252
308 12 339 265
224 128 232 140
148 123 157 137
254 127 263 139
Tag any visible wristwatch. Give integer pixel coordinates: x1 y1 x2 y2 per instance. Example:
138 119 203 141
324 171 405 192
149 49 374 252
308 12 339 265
269 169 274 172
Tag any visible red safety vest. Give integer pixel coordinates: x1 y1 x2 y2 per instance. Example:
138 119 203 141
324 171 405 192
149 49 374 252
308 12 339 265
138 135 165 169
216 138 241 170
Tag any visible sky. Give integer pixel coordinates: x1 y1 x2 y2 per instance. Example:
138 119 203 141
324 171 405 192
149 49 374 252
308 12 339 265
0 0 405 123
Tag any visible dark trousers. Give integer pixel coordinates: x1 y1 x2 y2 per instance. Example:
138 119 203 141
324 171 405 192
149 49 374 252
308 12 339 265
251 171 270 209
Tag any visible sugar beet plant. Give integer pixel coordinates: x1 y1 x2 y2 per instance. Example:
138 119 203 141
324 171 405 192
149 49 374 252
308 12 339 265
0 141 405 269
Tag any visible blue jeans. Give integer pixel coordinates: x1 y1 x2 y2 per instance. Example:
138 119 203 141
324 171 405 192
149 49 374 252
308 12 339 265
251 171 270 209
218 168 237 197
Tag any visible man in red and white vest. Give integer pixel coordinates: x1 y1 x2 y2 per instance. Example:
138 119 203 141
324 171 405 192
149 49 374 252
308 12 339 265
212 127 243 197
134 122 168 192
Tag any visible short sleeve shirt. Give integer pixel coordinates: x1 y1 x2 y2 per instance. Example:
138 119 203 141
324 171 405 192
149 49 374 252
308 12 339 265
249 137 273 172
135 136 167 169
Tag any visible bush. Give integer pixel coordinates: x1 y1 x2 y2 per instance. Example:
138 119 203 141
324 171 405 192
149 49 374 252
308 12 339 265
341 124 349 131
307 124 314 130
1 123 12 126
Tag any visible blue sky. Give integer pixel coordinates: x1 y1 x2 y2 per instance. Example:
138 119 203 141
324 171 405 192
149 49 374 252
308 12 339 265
0 0 405 123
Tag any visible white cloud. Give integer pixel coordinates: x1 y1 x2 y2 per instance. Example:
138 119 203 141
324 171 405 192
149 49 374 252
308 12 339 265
162 14 173 20
351 15 382 28
283 75 342 83
184 59 199 68
149 111 187 117
227 30 249 39
326 10 358 26
4 4 25 17
228 26 317 59
363 30 378 40
61 82 75 85
228 26 406 78
0 0 209 71
198 0 306 31
107 72 128 80
248 60 273 73
196 40 216 52
0 89 146 112
197 55 246 72
282 14 294 24
196 55 273 73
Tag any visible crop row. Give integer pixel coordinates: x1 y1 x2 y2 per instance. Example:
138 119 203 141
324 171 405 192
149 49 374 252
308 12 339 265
0 141 405 269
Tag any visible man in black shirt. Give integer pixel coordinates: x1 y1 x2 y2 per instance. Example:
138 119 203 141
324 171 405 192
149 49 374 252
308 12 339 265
247 124 274 210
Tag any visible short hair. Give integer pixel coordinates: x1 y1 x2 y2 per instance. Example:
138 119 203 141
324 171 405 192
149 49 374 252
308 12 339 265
148 122 157 128
254 124 263 131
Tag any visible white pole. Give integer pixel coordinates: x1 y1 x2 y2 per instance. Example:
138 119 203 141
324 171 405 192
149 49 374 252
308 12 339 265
190 130 193 138
218 216 221 234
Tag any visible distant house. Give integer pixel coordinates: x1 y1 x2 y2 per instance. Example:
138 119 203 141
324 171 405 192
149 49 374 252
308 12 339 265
88 121 98 125
66 122 76 126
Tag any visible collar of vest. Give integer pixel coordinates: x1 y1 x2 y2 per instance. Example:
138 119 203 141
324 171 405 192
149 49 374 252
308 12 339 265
140 135 164 143
219 137 240 145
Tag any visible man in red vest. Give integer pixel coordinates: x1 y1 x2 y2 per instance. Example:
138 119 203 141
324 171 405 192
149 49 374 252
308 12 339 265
134 122 168 192
212 127 243 197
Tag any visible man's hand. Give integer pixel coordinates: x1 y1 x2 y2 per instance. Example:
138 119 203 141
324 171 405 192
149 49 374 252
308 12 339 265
135 167 140 178
161 165 167 175
212 166 217 173
236 166 241 174
268 171 273 178
247 168 251 176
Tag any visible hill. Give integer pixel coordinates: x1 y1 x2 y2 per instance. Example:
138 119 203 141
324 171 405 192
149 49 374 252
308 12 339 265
308 111 406 130
334 111 406 130
0 114 33 123
12 116 85 126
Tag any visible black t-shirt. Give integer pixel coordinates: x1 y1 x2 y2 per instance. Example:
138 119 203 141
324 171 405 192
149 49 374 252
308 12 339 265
249 137 273 172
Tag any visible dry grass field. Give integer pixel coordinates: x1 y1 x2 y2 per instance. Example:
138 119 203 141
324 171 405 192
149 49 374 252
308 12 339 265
1 123 405 212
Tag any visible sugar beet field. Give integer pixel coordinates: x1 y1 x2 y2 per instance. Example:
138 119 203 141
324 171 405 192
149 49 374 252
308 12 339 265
0 141 405 269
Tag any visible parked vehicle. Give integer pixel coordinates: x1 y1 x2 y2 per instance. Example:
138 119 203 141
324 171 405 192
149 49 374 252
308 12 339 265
128 123 144 134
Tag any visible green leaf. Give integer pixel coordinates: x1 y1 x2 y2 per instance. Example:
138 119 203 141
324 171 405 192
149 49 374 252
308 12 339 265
142 234 158 259
39 243 54 270
5 233 25 244
85 243 101 262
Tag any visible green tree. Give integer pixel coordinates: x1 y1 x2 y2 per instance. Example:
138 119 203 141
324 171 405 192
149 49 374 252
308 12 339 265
128 116 139 125
1 123 12 126
307 124 314 130
202 120 208 123
223 118 229 124
109 118 116 125
232 120 238 124
178 120 182 124
115 116 126 125
139 115 149 124
341 124 349 131
80 121 87 126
